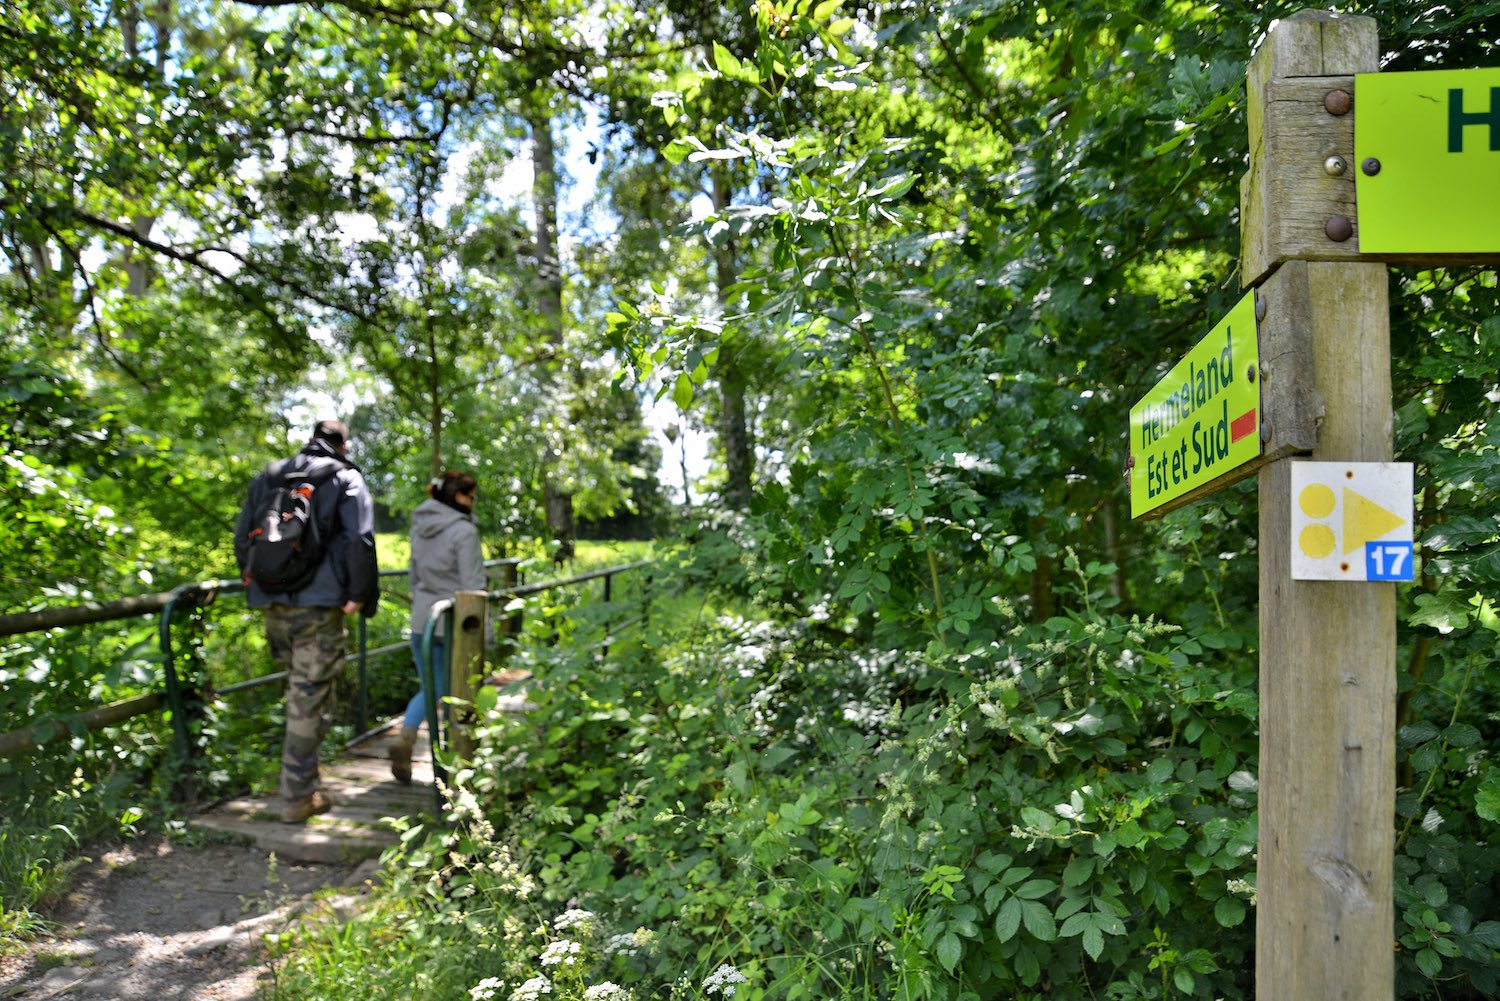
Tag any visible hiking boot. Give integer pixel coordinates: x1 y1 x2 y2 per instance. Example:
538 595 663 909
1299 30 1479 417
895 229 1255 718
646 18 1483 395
280 791 333 824
389 738 413 785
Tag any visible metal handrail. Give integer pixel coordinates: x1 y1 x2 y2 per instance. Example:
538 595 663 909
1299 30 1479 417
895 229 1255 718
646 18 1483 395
0 558 651 788
488 560 651 601
419 598 454 812
407 563 653 814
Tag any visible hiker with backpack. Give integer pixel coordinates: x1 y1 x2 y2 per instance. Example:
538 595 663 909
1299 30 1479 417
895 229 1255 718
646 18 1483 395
388 469 483 785
233 419 380 824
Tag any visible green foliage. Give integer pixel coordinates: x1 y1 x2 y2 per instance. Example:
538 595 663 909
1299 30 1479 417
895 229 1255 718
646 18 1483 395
290 557 1259 999
601 1 1499 997
4 0 1500 997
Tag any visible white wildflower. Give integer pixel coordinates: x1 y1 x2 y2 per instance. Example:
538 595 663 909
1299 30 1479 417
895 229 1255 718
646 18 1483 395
539 939 583 967
470 978 503 1001
703 963 749 997
603 928 655 957
584 984 632 1001
511 977 552 1001
1227 878 1257 904
553 909 597 933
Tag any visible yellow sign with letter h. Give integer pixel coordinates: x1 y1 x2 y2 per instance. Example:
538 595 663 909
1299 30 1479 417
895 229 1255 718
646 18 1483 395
1356 68 1500 253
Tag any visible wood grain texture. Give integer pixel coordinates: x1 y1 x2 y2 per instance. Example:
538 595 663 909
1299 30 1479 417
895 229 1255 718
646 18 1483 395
1241 11 1375 284
1247 13 1395 1001
1241 12 1500 281
1241 75 1360 284
448 589 488 759
1256 262 1325 455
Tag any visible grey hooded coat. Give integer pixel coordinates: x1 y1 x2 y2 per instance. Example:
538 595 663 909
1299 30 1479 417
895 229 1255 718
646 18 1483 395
409 498 485 637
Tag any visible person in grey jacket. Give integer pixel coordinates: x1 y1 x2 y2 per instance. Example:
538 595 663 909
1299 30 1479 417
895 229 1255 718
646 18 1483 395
234 419 380 823
389 470 483 783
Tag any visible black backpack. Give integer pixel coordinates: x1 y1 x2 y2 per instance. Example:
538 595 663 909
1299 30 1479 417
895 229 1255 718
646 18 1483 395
242 457 345 594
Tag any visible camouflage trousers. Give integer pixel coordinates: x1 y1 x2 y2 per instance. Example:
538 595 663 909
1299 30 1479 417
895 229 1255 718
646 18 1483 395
264 604 346 804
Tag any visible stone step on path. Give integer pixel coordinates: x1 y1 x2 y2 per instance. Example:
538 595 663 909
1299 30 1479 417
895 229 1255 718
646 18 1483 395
190 671 538 865
190 720 437 864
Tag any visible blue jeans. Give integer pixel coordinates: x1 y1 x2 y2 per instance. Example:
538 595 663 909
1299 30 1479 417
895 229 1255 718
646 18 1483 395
404 633 448 730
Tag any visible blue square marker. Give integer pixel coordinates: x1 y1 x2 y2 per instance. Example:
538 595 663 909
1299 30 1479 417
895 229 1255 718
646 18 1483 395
1365 541 1414 582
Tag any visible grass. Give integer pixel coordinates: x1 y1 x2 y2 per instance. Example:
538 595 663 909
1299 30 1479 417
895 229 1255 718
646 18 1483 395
33 947 80 971
0 788 126 951
374 534 655 574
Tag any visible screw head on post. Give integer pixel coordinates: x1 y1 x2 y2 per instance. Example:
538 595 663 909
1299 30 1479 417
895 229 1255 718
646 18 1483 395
1361 157 1382 176
1323 89 1352 116
1324 155 1348 177
1325 215 1354 242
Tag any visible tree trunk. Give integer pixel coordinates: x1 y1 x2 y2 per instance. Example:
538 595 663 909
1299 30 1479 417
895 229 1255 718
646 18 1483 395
429 363 443 480
422 172 444 483
711 164 753 509
119 0 167 298
531 111 563 339
530 108 575 558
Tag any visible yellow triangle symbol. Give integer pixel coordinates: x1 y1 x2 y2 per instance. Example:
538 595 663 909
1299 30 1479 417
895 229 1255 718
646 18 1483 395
1343 487 1406 554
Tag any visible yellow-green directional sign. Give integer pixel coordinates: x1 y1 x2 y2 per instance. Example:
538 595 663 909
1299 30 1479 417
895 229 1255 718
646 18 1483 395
1129 291 1260 519
1355 68 1500 253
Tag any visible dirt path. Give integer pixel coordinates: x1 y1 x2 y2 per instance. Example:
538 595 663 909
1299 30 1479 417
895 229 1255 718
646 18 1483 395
0 835 373 1000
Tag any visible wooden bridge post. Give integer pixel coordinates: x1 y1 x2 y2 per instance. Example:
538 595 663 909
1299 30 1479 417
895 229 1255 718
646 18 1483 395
449 590 488 759
1242 12 1394 1000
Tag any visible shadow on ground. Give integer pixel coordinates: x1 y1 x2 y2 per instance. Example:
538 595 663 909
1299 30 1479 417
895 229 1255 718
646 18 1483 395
0 834 372 1001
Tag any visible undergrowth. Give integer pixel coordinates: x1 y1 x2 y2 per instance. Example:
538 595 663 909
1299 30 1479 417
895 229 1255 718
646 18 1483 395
268 554 1267 1000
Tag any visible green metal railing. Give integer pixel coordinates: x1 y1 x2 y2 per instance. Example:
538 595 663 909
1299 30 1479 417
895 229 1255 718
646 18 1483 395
152 562 525 770
1 557 653 815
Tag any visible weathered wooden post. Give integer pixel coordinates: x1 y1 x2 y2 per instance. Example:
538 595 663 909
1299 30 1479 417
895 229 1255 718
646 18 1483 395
1241 13 1392 999
1128 9 1499 995
449 589 488 759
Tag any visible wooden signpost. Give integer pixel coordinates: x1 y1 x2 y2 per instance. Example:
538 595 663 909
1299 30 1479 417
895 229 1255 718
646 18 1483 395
1127 288 1321 520
1129 10 1500 998
449 589 488 759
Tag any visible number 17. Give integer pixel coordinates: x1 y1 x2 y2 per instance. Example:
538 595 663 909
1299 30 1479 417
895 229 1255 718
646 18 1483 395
1365 542 1413 581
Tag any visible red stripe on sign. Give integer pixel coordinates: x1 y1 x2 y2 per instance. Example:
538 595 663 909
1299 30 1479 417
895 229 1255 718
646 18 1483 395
1230 408 1257 443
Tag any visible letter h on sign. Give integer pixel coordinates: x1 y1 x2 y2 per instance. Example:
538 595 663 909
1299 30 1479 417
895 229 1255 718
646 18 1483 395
1449 86 1500 153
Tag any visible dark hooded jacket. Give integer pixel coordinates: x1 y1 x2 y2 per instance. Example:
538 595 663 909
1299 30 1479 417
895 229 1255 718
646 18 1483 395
233 438 380 616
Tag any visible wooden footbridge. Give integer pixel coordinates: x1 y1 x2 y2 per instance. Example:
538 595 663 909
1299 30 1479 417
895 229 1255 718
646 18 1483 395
1 559 649 864
191 720 436 863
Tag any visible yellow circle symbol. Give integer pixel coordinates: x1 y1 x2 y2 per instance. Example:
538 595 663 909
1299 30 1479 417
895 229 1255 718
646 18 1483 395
1299 524 1336 558
1299 484 1336 519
